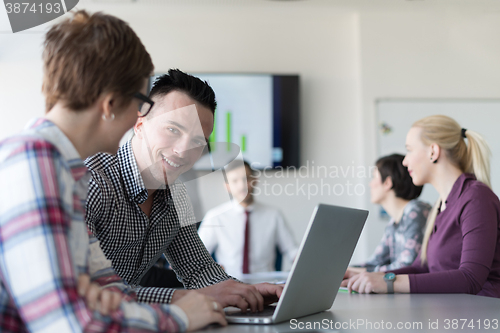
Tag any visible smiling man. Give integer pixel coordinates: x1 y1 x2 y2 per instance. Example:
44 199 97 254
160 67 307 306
85 69 281 312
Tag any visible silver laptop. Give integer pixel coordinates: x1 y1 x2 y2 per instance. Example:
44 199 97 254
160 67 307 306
225 203 368 324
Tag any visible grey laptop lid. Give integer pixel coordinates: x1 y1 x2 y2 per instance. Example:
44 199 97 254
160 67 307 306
226 203 368 324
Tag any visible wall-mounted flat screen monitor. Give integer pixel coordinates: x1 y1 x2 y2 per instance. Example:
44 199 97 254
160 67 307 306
150 73 300 170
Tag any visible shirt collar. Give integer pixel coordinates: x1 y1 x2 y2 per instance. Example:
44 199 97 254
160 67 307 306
25 118 87 182
402 199 416 216
117 140 149 204
390 199 417 226
445 173 476 205
234 201 256 213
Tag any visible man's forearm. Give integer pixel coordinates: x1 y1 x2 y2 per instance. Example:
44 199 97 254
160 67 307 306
136 285 176 304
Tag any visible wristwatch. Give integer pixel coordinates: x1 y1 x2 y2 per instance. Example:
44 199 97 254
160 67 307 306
383 272 396 294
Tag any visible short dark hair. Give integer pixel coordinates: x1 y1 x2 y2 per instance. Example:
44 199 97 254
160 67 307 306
225 160 255 176
376 154 423 200
43 10 153 112
149 69 217 116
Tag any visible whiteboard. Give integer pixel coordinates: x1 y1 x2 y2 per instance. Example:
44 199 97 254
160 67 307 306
377 99 500 205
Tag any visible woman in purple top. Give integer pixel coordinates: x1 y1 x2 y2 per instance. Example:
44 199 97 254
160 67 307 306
342 115 500 297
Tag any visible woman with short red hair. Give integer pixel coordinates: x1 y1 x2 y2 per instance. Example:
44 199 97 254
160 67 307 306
0 10 226 332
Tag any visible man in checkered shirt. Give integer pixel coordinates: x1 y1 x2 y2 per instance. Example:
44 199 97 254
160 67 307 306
85 69 282 312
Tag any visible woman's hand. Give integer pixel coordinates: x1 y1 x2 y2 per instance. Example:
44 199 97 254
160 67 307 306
344 267 367 280
78 274 122 316
345 272 387 294
173 291 227 331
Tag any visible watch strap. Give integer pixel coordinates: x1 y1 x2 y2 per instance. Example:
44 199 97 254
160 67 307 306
386 280 394 294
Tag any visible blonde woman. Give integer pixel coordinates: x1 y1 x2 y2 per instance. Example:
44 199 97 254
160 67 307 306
342 115 500 297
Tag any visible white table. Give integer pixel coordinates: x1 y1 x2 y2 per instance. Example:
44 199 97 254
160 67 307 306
204 291 500 332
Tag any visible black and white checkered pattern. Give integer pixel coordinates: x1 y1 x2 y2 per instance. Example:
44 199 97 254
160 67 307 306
85 141 231 303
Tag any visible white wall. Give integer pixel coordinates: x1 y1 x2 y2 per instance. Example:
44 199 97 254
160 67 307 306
359 8 500 251
2 0 500 264
81 0 368 263
0 32 45 138
0 0 368 262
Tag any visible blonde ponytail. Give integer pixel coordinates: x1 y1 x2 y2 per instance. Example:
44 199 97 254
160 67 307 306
412 115 491 263
464 130 491 188
420 200 440 263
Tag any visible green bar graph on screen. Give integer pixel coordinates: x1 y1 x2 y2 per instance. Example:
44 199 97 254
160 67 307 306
226 111 232 151
209 109 216 152
241 135 246 152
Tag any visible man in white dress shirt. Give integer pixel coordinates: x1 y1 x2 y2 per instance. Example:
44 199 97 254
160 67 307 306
198 161 298 276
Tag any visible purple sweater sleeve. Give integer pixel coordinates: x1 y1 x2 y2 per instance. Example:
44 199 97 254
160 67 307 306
402 197 498 294
389 252 429 275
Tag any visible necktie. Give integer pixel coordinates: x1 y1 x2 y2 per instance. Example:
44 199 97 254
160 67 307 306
242 210 250 274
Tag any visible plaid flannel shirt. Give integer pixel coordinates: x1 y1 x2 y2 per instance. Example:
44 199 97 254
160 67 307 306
0 119 187 332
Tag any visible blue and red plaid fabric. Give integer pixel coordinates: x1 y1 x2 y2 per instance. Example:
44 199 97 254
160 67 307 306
0 119 187 332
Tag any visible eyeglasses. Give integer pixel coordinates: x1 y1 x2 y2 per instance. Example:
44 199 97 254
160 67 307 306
133 92 155 117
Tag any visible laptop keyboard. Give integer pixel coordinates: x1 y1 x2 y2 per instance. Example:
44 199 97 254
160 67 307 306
226 306 276 317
